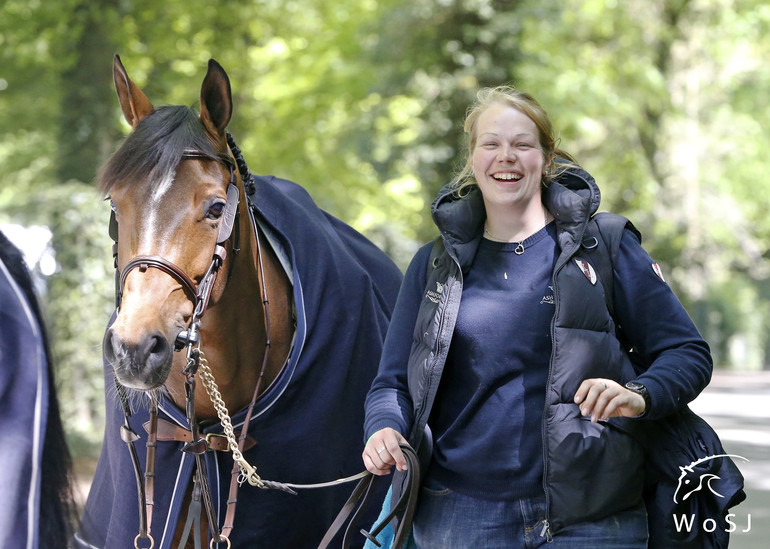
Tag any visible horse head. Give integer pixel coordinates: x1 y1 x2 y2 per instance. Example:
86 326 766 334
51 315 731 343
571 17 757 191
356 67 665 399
101 55 238 392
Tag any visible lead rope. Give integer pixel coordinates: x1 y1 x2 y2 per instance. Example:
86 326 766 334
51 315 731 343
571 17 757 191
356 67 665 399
197 350 264 488
196 349 370 487
183 345 230 549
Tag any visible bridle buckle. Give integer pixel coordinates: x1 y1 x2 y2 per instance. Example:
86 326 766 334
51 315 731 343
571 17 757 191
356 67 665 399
175 328 199 350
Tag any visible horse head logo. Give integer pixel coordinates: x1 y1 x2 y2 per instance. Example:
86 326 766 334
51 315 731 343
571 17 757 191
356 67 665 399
673 454 749 504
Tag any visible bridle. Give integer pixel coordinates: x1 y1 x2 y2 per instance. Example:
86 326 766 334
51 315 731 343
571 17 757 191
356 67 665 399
115 150 239 317
109 134 403 549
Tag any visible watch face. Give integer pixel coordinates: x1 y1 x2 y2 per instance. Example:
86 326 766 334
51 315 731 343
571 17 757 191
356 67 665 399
625 382 650 416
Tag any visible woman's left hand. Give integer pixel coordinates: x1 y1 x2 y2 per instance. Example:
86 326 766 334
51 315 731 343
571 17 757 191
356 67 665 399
573 378 646 422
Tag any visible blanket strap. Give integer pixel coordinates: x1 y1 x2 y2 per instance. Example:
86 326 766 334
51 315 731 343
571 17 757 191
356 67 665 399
143 418 257 452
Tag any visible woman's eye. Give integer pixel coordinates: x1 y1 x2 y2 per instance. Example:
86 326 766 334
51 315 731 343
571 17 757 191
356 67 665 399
207 202 225 220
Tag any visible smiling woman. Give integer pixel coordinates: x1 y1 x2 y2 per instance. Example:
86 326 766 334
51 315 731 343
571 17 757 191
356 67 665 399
452 87 579 246
361 85 718 549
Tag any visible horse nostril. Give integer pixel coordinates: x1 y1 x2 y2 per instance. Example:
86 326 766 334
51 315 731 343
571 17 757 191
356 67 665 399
143 332 172 370
103 328 119 365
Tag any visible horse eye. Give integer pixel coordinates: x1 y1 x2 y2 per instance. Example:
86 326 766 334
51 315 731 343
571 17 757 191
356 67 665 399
207 202 226 220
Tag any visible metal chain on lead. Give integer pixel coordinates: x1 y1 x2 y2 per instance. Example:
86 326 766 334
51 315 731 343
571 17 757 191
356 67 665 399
196 349 265 488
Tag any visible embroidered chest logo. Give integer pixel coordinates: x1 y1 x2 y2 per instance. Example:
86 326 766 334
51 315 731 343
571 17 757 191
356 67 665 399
425 281 444 304
575 259 597 285
540 285 554 305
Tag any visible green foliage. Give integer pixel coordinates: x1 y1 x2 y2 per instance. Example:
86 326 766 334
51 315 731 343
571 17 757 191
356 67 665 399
2 183 113 445
1 0 770 445
41 184 114 437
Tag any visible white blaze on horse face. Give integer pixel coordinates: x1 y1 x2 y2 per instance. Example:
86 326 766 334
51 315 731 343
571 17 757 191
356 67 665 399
152 167 177 202
125 171 197 336
140 169 177 250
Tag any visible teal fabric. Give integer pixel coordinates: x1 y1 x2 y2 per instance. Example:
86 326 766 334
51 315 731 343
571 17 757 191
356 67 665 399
364 486 417 549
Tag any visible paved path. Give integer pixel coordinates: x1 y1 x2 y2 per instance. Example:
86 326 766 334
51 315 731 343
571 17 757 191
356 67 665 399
689 371 770 548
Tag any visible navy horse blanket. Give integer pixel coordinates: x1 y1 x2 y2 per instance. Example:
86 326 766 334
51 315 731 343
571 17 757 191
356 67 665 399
76 176 403 548
0 235 51 548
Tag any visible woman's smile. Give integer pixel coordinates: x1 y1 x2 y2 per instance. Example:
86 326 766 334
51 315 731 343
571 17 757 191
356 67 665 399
472 103 545 214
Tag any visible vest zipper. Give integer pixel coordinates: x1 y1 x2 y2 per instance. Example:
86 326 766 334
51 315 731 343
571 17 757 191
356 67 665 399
541 258 566 540
541 242 583 538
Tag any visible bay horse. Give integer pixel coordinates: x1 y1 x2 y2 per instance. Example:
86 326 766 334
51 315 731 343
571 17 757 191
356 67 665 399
75 56 401 548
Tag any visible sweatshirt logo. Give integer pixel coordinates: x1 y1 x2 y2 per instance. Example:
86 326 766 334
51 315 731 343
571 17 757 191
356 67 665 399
540 285 554 305
575 259 597 285
425 281 444 304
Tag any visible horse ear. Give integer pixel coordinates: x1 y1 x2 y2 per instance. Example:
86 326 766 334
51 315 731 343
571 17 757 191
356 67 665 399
113 54 154 129
199 59 232 140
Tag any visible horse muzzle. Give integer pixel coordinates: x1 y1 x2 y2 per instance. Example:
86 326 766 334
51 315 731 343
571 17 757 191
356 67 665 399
103 326 174 390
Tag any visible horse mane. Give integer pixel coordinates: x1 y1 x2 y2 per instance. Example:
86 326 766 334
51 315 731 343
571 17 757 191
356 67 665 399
0 231 76 544
98 105 219 196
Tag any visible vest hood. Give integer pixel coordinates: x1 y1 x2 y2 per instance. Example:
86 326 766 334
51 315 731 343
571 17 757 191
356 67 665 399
431 163 601 266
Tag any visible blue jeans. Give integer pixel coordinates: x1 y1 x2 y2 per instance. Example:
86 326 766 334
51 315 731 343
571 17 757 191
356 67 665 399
411 478 648 549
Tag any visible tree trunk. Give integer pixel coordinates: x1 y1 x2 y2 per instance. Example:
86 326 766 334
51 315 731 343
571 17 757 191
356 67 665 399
56 2 118 183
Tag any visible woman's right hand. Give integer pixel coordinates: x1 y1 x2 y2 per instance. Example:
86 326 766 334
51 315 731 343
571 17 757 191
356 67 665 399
362 428 410 476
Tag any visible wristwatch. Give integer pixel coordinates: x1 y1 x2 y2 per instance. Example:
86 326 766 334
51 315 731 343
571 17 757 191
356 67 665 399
624 381 651 418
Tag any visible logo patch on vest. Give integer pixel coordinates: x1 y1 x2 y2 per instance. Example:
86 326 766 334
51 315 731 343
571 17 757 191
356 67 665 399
575 259 597 285
652 262 665 282
425 281 444 304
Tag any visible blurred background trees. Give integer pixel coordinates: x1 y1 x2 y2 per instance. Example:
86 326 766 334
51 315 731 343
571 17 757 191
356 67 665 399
1 0 768 454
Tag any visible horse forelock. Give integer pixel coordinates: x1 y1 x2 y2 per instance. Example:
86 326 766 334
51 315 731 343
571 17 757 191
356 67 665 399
98 105 219 197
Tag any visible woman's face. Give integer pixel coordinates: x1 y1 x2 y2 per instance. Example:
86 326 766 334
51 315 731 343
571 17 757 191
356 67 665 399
471 103 545 212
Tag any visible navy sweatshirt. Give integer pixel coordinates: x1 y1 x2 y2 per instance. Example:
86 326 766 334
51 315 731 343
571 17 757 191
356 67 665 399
428 223 557 499
365 223 711 501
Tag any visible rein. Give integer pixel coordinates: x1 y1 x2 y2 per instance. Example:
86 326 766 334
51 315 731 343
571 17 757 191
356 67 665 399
110 135 371 549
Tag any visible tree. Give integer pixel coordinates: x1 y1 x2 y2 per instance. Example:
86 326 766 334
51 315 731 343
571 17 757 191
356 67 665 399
1 0 769 452
57 0 120 183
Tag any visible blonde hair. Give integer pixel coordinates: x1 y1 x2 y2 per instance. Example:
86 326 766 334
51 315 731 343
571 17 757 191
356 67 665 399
453 86 576 194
